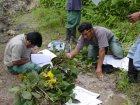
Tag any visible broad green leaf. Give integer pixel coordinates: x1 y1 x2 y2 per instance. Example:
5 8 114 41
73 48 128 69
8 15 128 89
25 71 39 87
14 94 22 105
40 64 51 72
70 68 79 74
22 91 32 100
9 86 20 93
23 100 35 105
111 0 119 4
32 92 42 99
65 84 75 92
111 0 128 5
19 84 27 90
61 81 70 87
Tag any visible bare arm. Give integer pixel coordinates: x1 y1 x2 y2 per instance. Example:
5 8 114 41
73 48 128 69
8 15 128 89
65 48 80 58
128 11 140 22
96 48 105 79
12 59 30 66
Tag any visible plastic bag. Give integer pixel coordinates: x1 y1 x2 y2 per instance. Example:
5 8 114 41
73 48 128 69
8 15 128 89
48 41 65 51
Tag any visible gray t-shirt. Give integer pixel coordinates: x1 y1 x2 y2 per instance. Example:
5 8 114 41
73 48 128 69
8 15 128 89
76 26 114 50
4 34 31 67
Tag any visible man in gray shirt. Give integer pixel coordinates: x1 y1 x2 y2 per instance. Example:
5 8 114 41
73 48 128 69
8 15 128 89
65 22 124 79
4 32 42 74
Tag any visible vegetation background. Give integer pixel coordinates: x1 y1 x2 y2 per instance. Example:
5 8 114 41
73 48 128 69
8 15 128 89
20 0 139 54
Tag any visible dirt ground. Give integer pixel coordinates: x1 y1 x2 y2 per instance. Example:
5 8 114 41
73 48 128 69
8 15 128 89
0 44 20 105
0 13 129 105
76 72 128 105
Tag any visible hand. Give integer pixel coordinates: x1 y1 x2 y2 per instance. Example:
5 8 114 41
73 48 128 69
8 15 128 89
128 12 140 22
65 53 72 58
96 67 103 80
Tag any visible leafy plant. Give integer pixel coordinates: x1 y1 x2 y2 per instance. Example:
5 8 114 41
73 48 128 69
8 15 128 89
32 7 66 30
39 0 65 9
9 52 79 105
82 0 140 27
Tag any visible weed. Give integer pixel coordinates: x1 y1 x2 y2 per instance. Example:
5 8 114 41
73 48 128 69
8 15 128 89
32 7 66 30
116 70 129 91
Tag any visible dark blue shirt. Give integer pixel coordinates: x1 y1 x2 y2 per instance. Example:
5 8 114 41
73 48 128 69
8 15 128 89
66 0 82 10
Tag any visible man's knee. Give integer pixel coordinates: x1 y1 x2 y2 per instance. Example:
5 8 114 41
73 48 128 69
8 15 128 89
113 51 124 59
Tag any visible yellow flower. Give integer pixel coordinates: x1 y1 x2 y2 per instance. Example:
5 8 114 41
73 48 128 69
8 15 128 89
47 70 54 79
18 74 26 81
43 70 56 89
49 84 53 89
50 78 56 84
42 72 48 78
45 78 56 89
42 70 54 79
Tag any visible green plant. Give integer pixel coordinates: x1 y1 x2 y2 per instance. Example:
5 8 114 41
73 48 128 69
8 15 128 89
122 99 131 105
116 71 129 91
9 52 79 105
39 0 65 9
32 7 66 30
82 0 140 27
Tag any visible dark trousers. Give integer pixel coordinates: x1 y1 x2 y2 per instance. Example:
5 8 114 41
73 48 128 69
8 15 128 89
66 26 76 42
128 58 139 82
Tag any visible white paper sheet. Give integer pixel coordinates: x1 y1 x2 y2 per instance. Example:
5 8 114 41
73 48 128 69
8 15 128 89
31 49 56 67
66 86 102 105
38 49 56 59
103 55 129 71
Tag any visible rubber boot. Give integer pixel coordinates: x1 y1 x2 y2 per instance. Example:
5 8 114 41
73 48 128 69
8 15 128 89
65 29 71 53
71 26 78 44
66 29 71 43
128 58 138 83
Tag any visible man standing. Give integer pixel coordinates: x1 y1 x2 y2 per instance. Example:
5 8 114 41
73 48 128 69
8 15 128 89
127 11 140 83
65 0 82 46
65 22 124 79
4 32 42 74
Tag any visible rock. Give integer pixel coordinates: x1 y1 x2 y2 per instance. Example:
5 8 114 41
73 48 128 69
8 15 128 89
7 30 17 36
14 23 28 31
0 0 39 34
0 80 3 87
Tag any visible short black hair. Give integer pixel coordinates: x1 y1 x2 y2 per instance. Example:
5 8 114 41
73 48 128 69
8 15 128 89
78 22 93 33
26 32 42 47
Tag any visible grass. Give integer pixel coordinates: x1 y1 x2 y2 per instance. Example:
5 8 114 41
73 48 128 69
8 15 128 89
116 71 129 91
116 70 140 105
32 7 66 32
